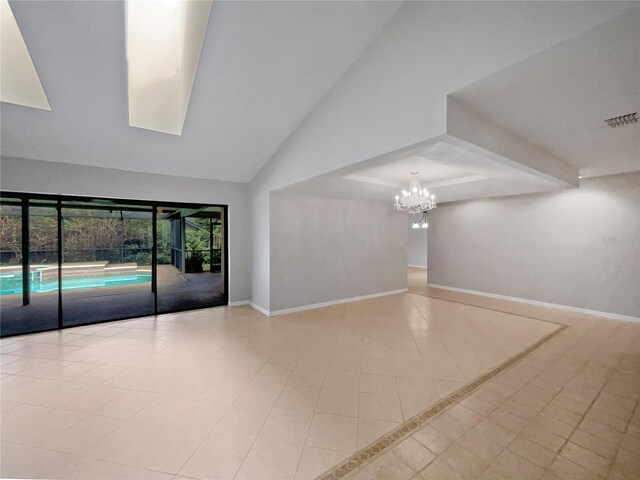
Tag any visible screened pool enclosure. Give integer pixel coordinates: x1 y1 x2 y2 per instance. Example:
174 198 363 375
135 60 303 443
0 193 227 336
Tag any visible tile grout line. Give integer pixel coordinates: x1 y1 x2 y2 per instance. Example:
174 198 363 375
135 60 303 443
474 339 620 479
292 324 338 479
408 291 473 404
395 293 422 439
315 321 568 480
554 353 635 478
172 392 235 479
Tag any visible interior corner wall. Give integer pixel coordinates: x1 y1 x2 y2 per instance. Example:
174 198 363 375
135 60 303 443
269 193 407 312
407 216 428 268
251 187 270 312
0 156 252 303
247 2 632 312
428 172 640 318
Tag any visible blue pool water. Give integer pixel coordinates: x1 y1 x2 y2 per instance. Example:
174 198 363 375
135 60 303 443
0 274 152 296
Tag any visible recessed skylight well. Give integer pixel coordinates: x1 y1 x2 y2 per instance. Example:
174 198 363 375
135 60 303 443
0 0 51 110
126 0 213 135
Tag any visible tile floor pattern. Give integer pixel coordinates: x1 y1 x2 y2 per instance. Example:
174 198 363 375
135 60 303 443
339 269 640 480
0 285 560 480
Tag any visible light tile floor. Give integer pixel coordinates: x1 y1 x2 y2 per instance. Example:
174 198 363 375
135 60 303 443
0 275 562 480
337 269 640 480
3 269 638 480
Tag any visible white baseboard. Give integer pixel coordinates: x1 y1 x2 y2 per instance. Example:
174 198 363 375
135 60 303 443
228 300 250 307
408 264 427 269
271 289 409 316
249 302 270 316
428 283 640 323
228 300 270 316
247 289 409 317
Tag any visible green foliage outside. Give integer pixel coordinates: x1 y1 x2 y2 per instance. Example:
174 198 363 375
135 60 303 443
1 208 222 271
184 218 222 273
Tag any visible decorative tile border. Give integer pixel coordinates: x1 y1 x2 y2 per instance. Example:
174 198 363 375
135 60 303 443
316 322 568 480
414 287 570 327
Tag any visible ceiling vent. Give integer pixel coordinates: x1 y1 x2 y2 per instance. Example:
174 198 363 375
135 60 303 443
604 112 638 128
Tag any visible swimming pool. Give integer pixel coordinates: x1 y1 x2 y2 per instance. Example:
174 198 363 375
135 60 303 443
0 273 152 296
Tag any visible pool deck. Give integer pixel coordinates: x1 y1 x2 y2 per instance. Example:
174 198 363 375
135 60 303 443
0 265 225 336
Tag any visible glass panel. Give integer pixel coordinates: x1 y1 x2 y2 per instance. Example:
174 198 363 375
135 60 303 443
156 206 225 312
60 204 154 326
0 201 25 335
27 205 60 331
0 202 22 296
0 201 60 336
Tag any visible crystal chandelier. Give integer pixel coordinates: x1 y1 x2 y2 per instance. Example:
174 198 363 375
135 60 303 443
394 172 436 229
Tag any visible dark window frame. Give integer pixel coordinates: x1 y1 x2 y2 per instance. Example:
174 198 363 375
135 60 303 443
0 191 229 337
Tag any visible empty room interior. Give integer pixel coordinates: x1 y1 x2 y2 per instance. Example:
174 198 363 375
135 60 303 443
1 1 639 479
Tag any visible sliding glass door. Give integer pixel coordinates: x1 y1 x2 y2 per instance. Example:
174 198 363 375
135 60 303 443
156 205 225 313
60 203 155 326
0 193 227 337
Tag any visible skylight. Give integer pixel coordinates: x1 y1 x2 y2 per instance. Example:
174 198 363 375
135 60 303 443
126 0 213 136
0 0 51 110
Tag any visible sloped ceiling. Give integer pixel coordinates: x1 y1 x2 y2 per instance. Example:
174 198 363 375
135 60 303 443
0 0 401 182
278 7 638 205
451 9 639 178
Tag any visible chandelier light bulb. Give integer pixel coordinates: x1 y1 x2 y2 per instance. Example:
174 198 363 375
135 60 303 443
412 223 420 229
422 223 428 229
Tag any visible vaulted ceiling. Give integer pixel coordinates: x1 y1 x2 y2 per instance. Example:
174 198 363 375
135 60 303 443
279 7 639 204
0 1 400 182
3 0 637 197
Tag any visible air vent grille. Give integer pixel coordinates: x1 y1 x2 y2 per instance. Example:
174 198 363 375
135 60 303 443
604 112 638 128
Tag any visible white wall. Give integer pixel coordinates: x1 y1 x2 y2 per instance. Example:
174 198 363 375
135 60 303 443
0 156 252 303
270 194 407 312
428 173 640 318
407 215 428 268
249 2 632 309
